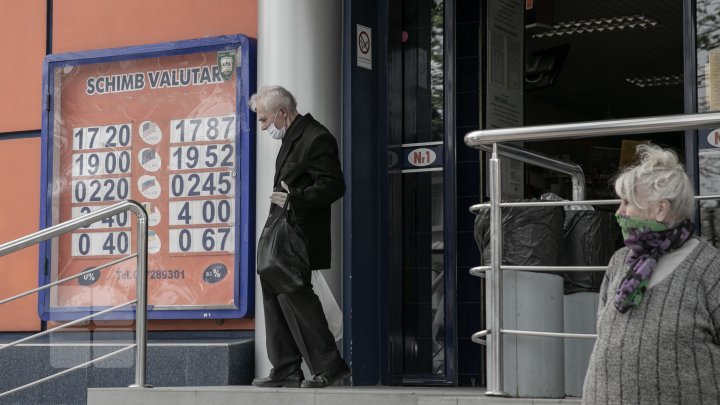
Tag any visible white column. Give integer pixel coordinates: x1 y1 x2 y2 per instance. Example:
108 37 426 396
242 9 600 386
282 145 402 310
255 0 343 378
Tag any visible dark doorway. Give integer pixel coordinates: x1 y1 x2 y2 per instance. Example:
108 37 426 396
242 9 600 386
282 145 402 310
387 0 455 385
523 0 686 201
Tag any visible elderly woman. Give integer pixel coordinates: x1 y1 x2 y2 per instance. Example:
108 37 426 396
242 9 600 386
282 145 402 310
583 144 720 404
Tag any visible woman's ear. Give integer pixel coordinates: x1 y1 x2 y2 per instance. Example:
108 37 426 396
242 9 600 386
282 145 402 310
655 199 671 223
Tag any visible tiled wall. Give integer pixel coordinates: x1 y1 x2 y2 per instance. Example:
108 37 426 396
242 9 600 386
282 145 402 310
454 0 484 387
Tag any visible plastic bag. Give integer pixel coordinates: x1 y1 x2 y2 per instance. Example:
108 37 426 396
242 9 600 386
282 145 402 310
561 210 622 293
256 202 310 294
312 271 343 341
474 199 565 266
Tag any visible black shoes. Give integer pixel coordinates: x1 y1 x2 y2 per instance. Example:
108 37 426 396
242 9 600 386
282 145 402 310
300 365 352 388
252 369 304 388
252 365 352 388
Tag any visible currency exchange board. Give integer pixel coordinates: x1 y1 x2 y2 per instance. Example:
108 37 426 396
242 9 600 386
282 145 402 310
39 35 256 320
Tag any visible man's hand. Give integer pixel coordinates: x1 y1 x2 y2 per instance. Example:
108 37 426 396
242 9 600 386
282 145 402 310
270 181 290 208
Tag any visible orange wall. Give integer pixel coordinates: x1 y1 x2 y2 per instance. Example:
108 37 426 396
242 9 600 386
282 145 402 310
0 0 257 133
0 0 257 332
0 0 46 133
52 0 257 53
0 137 42 331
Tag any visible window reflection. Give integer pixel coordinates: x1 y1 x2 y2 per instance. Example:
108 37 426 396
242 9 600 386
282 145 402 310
401 0 445 376
697 0 720 247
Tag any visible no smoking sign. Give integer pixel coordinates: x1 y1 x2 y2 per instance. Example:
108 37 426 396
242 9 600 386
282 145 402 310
356 24 372 70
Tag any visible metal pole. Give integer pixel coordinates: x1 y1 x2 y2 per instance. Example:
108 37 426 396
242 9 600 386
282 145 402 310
501 329 597 339
0 201 137 257
464 111 720 146
486 144 508 396
478 143 586 201
130 205 150 388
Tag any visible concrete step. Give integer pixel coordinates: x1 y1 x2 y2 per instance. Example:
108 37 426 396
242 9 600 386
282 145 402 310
88 386 583 405
0 332 254 405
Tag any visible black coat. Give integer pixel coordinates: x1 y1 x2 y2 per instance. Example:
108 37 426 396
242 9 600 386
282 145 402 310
264 113 345 270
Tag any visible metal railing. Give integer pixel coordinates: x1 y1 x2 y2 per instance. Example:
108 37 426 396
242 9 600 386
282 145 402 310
479 143 586 201
0 200 149 399
464 111 720 397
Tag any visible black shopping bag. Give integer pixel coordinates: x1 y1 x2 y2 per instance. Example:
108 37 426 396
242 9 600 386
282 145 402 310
256 201 310 294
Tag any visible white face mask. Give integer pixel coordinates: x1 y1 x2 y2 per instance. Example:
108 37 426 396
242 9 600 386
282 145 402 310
267 110 286 140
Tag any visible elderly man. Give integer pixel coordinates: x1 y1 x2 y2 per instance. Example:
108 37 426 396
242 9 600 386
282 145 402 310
250 85 350 388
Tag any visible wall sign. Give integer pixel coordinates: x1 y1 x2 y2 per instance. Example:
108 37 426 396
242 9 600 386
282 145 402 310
486 0 525 199
400 142 444 172
400 141 444 173
703 128 720 148
356 24 372 70
39 35 256 320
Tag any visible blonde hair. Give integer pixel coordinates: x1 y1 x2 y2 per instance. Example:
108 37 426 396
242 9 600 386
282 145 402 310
614 144 694 222
249 85 298 114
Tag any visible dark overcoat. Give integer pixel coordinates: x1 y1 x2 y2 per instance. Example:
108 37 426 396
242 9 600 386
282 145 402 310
264 113 345 270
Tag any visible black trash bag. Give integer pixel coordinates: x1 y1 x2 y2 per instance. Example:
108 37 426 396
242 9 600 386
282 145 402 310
474 200 565 267
561 210 623 294
256 202 310 294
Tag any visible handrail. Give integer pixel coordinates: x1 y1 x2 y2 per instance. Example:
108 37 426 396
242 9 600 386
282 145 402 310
0 254 136 306
0 301 137 351
479 143 586 201
502 329 597 339
0 200 149 399
471 328 597 345
464 111 720 397
464 111 720 146
486 144 504 396
470 199 620 212
469 194 720 213
0 201 145 256
0 344 137 399
470 265 607 275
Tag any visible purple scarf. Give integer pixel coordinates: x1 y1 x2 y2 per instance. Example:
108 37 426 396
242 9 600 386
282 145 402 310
614 218 694 313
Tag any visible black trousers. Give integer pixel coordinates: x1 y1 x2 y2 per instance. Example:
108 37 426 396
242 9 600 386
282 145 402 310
261 274 344 378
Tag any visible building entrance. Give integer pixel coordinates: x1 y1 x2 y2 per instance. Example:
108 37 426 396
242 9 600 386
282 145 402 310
383 0 688 389
386 0 453 386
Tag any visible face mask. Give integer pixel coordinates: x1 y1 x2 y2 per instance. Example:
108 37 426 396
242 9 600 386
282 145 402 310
267 110 286 140
615 214 667 240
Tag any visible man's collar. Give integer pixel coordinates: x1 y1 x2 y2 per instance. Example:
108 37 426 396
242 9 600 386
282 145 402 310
281 113 306 142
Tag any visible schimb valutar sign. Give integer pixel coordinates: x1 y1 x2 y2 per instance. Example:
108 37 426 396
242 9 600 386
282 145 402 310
39 35 256 320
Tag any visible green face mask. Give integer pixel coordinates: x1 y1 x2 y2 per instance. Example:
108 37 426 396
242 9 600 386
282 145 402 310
615 214 667 240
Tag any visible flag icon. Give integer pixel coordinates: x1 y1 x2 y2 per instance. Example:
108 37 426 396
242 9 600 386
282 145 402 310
141 178 155 192
147 230 161 254
139 121 162 145
141 149 156 164
142 122 157 137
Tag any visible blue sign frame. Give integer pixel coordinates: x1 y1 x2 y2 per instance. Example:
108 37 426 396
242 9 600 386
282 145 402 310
39 35 256 320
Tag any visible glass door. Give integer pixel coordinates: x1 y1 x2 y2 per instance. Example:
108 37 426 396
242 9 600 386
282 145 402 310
388 0 455 385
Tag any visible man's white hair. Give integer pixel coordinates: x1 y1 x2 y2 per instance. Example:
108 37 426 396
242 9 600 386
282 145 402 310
249 85 298 113
614 143 694 222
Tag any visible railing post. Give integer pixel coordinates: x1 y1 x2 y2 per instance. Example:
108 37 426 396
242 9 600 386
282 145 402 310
486 144 508 396
130 205 150 388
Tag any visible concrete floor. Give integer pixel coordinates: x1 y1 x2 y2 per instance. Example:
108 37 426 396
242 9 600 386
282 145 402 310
88 386 583 405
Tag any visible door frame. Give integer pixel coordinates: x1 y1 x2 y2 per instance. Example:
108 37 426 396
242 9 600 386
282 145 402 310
385 0 458 386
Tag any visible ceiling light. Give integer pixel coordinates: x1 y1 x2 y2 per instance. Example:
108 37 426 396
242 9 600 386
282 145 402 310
625 75 683 88
532 14 659 38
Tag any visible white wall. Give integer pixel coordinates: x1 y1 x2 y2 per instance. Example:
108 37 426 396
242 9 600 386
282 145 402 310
255 0 343 378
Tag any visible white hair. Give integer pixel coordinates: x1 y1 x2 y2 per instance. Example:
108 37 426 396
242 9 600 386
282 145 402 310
614 144 694 222
249 85 297 114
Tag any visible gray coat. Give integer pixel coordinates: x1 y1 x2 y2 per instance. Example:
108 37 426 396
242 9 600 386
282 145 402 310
583 239 720 404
